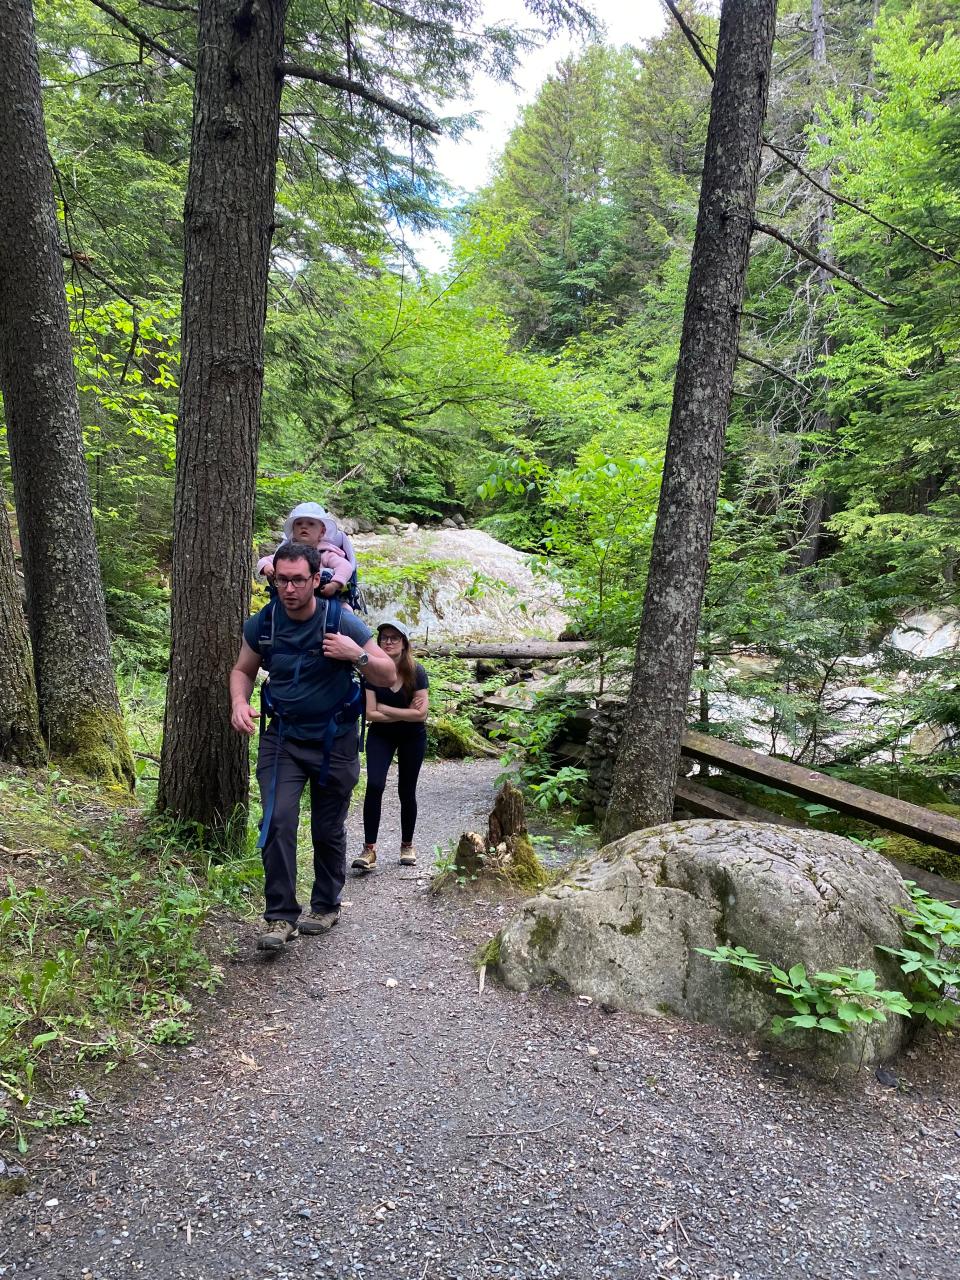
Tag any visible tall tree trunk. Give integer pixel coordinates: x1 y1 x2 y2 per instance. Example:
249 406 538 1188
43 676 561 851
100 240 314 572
796 0 836 569
0 0 133 787
603 0 778 841
157 0 288 837
0 497 45 767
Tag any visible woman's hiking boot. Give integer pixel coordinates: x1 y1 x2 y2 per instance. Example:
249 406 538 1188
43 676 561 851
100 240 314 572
351 844 377 874
257 919 299 951
399 844 417 866
298 907 341 935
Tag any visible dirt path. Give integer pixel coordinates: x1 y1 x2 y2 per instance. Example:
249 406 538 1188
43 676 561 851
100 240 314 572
4 760 960 1280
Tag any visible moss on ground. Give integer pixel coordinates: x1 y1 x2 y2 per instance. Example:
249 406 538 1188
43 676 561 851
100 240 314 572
475 933 502 969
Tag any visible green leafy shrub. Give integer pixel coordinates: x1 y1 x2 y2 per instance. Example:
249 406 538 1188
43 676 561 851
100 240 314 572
698 884 960 1043
696 947 912 1035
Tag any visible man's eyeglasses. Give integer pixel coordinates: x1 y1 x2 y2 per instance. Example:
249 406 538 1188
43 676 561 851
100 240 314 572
276 574 313 588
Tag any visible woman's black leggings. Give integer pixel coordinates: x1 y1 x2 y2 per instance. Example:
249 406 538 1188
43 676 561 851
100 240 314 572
362 728 427 845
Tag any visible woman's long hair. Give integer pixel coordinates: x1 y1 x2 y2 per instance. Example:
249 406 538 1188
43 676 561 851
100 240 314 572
382 627 417 697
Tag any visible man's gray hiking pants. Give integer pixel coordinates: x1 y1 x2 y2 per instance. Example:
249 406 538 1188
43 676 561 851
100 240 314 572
255 726 361 923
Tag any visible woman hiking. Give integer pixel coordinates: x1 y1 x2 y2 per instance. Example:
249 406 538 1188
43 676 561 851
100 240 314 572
352 620 429 872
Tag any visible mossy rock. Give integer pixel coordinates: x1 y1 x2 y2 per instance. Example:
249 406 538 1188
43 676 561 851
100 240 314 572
429 715 497 759
475 933 502 969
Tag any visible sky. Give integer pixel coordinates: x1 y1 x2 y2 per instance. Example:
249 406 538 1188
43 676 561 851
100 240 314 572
413 0 668 270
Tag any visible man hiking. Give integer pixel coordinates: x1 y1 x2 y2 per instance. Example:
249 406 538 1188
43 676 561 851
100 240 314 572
229 542 394 951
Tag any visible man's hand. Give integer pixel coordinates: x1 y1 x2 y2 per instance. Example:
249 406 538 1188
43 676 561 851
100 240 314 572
322 631 363 663
231 701 260 735
319 581 340 598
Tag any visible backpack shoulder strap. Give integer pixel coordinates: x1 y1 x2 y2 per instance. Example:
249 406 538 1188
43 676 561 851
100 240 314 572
323 596 343 635
257 600 277 664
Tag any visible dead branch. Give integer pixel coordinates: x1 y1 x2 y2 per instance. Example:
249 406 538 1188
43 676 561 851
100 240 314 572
764 140 960 268
752 221 893 307
663 0 958 270
58 243 141 382
736 348 809 392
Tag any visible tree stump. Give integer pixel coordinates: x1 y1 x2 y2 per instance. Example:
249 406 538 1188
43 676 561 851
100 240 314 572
450 783 546 890
489 782 527 846
454 831 487 878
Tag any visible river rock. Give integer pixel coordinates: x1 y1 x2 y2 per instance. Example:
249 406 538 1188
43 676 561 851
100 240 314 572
355 527 568 642
496 820 912 1073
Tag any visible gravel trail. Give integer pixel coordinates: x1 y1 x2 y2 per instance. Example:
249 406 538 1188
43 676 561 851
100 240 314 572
4 759 960 1280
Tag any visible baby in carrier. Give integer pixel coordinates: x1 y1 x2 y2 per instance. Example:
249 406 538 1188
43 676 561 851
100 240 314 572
257 502 361 606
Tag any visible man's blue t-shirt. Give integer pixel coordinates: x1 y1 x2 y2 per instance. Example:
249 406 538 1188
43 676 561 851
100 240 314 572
243 600 373 741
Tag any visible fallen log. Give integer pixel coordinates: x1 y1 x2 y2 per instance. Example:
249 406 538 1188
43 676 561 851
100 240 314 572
422 641 592 659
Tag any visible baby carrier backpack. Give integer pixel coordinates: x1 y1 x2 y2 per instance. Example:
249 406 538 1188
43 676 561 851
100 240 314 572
255 595 365 848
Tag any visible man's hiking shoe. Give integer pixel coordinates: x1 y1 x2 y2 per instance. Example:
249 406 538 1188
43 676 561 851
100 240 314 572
257 919 299 951
299 908 341 935
351 846 377 874
399 845 417 866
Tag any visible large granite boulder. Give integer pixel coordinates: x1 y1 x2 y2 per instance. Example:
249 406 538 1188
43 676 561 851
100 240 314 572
496 820 913 1072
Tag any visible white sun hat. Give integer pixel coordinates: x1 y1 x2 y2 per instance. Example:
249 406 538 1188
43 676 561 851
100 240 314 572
283 502 329 542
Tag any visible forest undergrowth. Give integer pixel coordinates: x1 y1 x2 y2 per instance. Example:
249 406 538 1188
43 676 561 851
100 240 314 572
0 669 261 1154
0 658 503 1153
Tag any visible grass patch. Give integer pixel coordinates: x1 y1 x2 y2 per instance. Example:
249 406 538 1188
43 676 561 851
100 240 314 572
0 761 261 1153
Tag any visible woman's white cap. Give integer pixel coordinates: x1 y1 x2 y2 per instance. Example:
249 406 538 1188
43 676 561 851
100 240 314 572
376 618 411 640
283 502 335 541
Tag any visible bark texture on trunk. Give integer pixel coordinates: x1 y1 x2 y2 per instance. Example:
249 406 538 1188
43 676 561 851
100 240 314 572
158 0 288 834
0 0 132 785
796 0 835 570
603 0 778 842
0 499 45 767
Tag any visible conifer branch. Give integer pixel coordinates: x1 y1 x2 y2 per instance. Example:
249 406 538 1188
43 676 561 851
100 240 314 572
278 62 440 133
87 0 195 69
662 0 959 270
87 0 440 134
752 221 893 307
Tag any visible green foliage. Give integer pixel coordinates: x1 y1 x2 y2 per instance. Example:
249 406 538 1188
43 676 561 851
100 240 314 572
479 442 661 655
0 763 260 1149
698 884 960 1046
527 765 590 813
491 695 588 812
697 946 912 1036
879 882 960 1027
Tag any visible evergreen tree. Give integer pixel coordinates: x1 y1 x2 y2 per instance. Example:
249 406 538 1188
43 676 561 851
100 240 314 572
0 0 133 786
0 496 45 767
604 0 778 839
